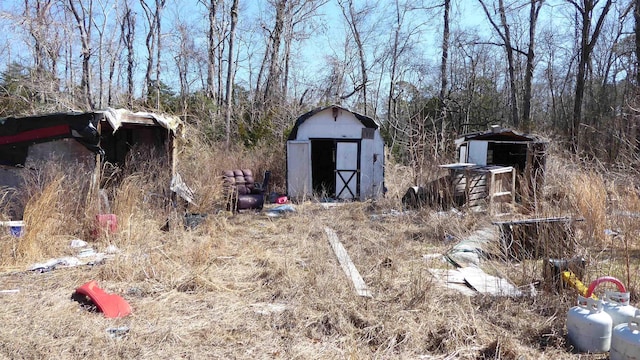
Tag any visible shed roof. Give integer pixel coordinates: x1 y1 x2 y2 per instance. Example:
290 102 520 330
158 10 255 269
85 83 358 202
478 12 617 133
0 108 180 153
287 105 378 140
454 126 547 146
0 111 100 151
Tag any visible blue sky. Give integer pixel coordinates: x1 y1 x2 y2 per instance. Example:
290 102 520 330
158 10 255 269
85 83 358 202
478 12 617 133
0 0 614 103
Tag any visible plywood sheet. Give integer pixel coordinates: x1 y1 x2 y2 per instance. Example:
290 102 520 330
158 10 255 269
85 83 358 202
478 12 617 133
457 266 522 297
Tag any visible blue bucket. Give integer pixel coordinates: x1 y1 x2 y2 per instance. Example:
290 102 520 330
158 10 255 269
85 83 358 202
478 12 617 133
1 221 24 237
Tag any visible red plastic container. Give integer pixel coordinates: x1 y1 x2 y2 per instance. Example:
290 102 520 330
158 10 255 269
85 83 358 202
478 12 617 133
75 280 131 318
95 214 117 237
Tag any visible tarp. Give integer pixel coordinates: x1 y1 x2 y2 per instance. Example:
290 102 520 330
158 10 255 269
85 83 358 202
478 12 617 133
0 108 181 155
0 112 100 152
101 108 181 134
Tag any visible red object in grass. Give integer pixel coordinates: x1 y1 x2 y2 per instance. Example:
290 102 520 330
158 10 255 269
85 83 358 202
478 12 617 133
95 214 117 237
276 196 288 204
75 280 131 318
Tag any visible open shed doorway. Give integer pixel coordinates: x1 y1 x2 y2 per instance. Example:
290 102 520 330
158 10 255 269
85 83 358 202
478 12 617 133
488 142 527 170
100 123 169 166
311 139 335 197
98 121 173 194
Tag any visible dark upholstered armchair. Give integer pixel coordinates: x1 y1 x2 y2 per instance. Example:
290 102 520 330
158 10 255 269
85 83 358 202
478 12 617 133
222 169 270 211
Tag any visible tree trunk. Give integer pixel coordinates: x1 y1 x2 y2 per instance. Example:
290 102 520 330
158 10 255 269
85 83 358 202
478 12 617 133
387 1 401 134
154 0 166 110
25 0 53 75
478 0 519 127
95 1 110 108
522 0 544 131
439 0 450 105
263 0 286 103
120 4 135 108
67 0 94 109
340 0 368 114
140 0 156 101
206 0 218 100
570 0 613 152
631 0 640 156
499 0 519 128
282 20 292 99
636 0 640 88
439 0 450 155
225 0 239 149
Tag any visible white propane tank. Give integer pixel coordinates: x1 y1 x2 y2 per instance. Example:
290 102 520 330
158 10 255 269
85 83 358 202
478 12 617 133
611 310 640 360
567 296 612 353
604 291 638 328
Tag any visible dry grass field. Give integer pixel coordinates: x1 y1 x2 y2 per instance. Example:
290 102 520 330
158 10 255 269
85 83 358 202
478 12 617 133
1 138 639 359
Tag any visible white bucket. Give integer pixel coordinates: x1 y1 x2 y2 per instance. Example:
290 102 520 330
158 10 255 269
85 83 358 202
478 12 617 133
611 310 640 360
567 296 612 353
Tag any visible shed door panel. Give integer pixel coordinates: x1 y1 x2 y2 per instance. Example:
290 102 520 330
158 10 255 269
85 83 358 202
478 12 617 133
468 141 488 165
287 141 312 198
335 142 359 199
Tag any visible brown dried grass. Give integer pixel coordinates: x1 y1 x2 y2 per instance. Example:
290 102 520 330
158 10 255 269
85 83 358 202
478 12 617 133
0 143 632 359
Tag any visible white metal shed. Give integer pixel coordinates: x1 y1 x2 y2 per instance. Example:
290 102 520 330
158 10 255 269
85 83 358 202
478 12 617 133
286 105 384 201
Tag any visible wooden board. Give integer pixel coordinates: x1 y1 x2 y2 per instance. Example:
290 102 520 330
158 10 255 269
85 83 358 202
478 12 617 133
324 227 373 298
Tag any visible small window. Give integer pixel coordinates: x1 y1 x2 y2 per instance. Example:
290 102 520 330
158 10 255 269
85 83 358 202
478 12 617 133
362 128 375 139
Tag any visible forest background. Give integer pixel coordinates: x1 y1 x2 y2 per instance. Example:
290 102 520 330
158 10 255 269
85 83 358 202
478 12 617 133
1 3 640 357
0 0 637 168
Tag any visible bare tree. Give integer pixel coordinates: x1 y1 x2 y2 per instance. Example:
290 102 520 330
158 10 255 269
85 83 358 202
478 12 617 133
447 30 507 134
387 0 408 134
567 0 613 152
478 0 519 127
439 0 451 155
522 0 544 130
262 0 286 103
251 0 326 111
225 0 239 148
631 0 640 155
339 0 369 114
175 22 194 113
154 0 166 110
636 0 640 88
67 0 94 109
140 0 166 106
24 0 53 75
22 0 62 102
202 0 220 100
281 0 328 100
92 0 116 108
119 2 136 107
384 0 428 152
439 0 450 107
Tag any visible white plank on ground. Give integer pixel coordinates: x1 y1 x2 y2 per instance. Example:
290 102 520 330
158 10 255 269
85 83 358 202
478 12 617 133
457 266 522 297
324 227 373 298
428 268 477 297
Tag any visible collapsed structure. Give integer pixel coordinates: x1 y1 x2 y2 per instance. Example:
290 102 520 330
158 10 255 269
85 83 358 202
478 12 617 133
0 108 182 218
